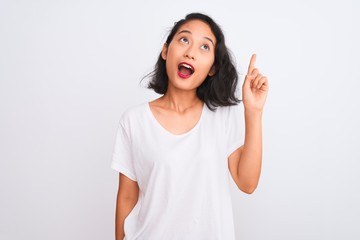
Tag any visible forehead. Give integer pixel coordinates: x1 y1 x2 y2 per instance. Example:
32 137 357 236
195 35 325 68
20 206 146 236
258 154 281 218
176 20 216 44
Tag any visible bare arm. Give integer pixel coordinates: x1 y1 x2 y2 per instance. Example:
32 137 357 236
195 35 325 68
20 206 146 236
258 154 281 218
228 54 268 194
115 173 139 240
228 110 262 194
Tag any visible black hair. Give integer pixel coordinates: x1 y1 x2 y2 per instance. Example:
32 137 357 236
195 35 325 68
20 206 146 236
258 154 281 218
147 12 240 111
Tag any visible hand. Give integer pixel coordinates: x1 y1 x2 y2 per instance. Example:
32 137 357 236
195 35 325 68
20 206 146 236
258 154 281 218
242 54 269 112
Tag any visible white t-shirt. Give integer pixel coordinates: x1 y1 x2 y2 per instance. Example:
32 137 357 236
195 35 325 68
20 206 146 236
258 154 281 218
111 102 244 240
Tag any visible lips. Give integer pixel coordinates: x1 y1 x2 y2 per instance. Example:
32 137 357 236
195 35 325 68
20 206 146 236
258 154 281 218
178 62 195 79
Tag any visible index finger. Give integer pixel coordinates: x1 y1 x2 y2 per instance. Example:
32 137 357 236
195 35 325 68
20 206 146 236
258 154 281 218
247 54 257 74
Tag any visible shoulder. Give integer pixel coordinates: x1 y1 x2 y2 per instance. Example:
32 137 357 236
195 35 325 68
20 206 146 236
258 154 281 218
119 102 149 126
202 103 243 130
210 102 244 118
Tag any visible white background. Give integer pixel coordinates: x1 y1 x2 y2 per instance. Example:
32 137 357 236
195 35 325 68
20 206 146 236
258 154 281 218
1 0 359 239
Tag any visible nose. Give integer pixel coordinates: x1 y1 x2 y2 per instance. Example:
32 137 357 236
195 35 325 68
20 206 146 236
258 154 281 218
185 53 195 60
184 46 196 60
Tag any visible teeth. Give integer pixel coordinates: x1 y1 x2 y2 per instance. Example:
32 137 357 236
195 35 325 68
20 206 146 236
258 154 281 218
181 63 192 70
179 63 194 73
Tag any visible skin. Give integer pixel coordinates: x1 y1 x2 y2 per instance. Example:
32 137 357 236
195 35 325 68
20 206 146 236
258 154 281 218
228 54 269 194
115 174 139 239
115 19 269 239
150 20 216 134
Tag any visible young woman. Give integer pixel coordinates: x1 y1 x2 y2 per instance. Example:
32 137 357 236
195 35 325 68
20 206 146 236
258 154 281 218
111 13 269 240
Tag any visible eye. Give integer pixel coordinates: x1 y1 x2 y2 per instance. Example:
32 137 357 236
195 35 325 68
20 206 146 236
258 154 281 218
179 37 189 44
201 44 210 51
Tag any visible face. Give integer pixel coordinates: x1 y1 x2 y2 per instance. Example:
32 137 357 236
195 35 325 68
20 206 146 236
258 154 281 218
161 19 216 93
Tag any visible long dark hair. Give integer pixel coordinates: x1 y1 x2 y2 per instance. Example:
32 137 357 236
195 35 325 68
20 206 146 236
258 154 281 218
147 13 240 111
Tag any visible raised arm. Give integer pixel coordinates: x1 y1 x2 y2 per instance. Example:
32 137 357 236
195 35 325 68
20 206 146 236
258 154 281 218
228 54 269 194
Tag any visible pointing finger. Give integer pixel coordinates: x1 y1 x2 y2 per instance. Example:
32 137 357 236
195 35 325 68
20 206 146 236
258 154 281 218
247 54 257 74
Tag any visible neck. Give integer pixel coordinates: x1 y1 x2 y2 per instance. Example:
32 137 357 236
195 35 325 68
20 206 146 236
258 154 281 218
161 88 202 112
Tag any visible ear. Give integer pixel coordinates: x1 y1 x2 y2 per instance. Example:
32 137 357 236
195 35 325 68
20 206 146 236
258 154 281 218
161 43 168 60
208 65 216 76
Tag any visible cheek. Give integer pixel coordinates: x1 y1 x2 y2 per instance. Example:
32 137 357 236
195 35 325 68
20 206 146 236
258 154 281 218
205 52 215 65
204 57 215 71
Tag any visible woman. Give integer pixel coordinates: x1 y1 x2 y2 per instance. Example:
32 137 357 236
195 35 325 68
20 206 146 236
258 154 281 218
112 12 269 240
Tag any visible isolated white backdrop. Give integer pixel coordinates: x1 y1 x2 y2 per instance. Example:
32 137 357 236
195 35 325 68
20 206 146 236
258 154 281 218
0 0 359 239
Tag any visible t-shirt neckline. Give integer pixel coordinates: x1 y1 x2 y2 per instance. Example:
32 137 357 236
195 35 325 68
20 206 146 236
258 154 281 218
145 102 206 137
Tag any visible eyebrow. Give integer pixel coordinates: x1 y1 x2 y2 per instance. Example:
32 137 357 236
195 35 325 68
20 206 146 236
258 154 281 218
177 30 215 47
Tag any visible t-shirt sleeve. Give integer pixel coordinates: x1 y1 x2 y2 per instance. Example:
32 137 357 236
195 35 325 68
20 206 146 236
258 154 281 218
226 103 245 157
111 122 137 181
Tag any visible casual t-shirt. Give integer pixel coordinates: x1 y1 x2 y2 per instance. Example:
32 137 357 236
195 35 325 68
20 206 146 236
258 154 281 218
111 102 244 240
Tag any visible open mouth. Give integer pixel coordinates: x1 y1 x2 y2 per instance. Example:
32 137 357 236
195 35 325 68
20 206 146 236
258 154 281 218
178 62 195 79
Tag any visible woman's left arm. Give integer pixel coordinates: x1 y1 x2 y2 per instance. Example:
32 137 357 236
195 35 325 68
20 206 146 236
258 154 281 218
228 54 269 194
